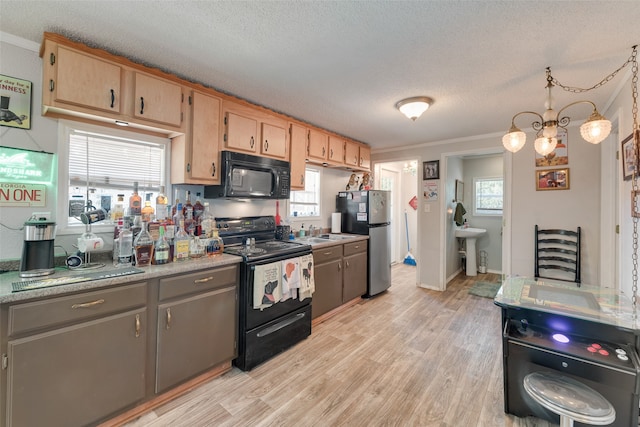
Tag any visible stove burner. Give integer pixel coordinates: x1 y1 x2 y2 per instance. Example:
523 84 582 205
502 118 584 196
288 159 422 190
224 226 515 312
229 247 267 256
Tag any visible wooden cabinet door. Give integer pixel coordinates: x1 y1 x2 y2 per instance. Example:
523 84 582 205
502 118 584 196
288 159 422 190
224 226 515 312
156 285 237 393
311 259 343 319
190 91 221 182
307 128 328 161
343 252 367 302
328 135 345 165
133 72 183 127
225 111 258 153
6 309 146 427
344 140 360 167
260 122 287 159
54 46 122 114
359 145 371 170
289 123 307 190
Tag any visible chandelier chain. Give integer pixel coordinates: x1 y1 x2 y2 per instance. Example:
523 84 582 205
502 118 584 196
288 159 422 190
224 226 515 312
551 46 637 94
631 45 638 312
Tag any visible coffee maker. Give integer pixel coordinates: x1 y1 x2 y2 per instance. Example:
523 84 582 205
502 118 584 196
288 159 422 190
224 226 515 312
20 215 57 278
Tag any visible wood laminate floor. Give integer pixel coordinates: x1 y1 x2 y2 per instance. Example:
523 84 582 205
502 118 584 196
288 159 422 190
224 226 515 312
126 265 552 427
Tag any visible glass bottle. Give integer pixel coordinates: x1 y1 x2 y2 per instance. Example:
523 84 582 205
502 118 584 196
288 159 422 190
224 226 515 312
154 225 170 265
117 217 133 266
184 206 195 236
156 185 169 220
129 181 142 216
193 192 205 236
189 231 205 259
173 202 184 227
182 190 193 217
171 188 180 218
141 193 155 222
206 228 224 257
174 220 190 262
134 221 154 267
112 194 125 221
200 202 215 238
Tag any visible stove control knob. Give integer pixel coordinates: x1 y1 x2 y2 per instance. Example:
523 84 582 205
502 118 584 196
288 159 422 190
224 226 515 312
618 354 629 362
616 348 627 356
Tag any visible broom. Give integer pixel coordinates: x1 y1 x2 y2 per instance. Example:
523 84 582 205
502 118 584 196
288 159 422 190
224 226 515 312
403 211 417 266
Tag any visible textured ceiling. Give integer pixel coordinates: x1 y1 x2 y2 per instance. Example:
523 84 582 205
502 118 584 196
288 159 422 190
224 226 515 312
1 1 639 151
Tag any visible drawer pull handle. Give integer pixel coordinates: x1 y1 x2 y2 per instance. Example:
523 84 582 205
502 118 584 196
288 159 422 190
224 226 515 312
135 314 141 338
71 299 105 309
194 276 214 284
354 245 360 249
323 251 333 256
166 308 171 330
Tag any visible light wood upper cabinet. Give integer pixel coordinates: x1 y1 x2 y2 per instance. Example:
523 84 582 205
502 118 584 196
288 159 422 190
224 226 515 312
359 144 371 170
260 122 287 159
328 135 345 165
224 102 258 153
47 44 123 114
171 90 222 185
344 140 360 168
133 72 183 127
308 128 328 162
289 123 307 190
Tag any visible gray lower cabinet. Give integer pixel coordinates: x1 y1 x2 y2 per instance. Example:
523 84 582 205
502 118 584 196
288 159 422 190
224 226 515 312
5 283 147 427
155 265 238 393
342 241 368 302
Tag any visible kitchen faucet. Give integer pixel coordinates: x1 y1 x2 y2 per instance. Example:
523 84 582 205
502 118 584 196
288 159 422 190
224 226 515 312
308 225 315 237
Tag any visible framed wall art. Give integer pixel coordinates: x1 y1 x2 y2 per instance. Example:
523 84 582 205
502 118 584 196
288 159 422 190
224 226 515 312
536 168 569 191
621 130 639 181
423 160 439 180
535 127 568 167
0 74 32 130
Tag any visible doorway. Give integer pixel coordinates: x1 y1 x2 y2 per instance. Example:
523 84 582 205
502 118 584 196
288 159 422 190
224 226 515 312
376 159 419 265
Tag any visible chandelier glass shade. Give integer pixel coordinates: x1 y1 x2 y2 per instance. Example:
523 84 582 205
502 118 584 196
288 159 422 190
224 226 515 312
503 68 611 155
396 96 434 121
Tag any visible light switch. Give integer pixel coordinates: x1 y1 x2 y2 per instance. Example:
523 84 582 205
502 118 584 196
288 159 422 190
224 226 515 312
424 204 430 213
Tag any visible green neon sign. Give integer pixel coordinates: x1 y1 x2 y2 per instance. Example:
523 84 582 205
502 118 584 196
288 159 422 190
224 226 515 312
0 146 54 184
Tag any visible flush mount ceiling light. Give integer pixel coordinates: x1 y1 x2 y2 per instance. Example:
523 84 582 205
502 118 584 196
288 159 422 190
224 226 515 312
396 96 434 121
503 67 614 156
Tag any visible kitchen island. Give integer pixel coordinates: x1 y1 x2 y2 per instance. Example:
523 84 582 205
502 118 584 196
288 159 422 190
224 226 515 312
494 277 640 427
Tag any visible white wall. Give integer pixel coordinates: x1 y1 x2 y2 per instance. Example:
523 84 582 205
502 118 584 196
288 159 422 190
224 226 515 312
445 157 463 278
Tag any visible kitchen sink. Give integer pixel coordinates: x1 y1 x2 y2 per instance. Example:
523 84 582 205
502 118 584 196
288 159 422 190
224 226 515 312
319 234 353 240
296 237 332 244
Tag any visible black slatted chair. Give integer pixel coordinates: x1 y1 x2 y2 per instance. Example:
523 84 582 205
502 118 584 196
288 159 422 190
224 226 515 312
534 225 581 286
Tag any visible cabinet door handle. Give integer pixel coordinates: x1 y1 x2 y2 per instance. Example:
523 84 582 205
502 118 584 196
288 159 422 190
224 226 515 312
71 299 105 309
166 308 171 330
49 52 55 65
354 155 358 163
265 140 269 151
322 146 326 156
110 89 115 108
140 96 145 114
194 276 214 284
250 136 255 149
301 174 305 185
135 314 141 338
346 260 350 268
49 79 55 92
338 262 342 271
330 148 333 158
212 162 216 177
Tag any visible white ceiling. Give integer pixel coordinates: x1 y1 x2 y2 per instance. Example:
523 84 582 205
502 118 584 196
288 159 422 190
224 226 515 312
1 1 639 151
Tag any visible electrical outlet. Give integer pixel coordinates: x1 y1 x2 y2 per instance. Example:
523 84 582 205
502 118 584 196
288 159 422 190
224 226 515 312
424 204 430 213
31 211 51 220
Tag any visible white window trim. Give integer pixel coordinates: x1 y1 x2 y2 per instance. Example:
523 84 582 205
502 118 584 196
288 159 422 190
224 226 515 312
289 167 321 219
473 176 503 216
56 120 170 235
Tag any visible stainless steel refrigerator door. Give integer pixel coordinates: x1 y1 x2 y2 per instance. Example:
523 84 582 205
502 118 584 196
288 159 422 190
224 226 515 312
368 224 391 295
367 190 390 225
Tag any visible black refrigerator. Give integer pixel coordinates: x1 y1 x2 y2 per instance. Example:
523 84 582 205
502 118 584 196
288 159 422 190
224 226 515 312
336 190 391 296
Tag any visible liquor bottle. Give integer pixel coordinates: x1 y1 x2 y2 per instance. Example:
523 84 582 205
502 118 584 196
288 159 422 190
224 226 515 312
173 203 184 228
154 225 170 265
134 221 154 267
171 188 180 218
112 194 125 221
117 218 133 265
189 231 205 258
129 181 142 216
112 217 124 266
141 193 155 222
184 206 195 236
182 190 193 217
206 228 224 257
174 220 190 262
156 185 169 220
193 192 205 236
200 202 215 238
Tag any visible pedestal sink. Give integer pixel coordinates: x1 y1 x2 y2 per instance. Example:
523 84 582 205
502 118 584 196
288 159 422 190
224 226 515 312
454 228 487 276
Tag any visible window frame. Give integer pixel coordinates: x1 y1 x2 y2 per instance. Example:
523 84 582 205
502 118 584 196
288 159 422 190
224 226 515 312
473 176 503 216
56 120 170 235
289 167 321 219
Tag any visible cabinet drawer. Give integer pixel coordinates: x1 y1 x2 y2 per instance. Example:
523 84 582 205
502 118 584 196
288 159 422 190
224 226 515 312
313 245 343 264
8 282 147 336
159 265 238 301
344 240 367 256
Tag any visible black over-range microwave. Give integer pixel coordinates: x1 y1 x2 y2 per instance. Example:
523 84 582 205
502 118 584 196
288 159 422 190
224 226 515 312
203 151 291 200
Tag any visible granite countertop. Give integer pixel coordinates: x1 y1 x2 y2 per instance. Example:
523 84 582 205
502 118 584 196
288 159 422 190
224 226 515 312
0 254 242 304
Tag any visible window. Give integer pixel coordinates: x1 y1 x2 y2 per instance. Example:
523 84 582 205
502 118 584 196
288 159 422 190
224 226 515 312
58 122 168 231
474 177 503 215
289 167 320 217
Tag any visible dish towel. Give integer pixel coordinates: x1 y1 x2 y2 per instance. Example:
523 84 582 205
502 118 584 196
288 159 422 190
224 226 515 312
298 253 315 301
253 262 282 310
281 257 301 302
454 202 466 226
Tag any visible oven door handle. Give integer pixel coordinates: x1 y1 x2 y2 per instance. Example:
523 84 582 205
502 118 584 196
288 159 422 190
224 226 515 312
256 312 306 338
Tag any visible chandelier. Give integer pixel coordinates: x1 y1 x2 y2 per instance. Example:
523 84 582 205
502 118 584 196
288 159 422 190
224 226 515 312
502 67 611 156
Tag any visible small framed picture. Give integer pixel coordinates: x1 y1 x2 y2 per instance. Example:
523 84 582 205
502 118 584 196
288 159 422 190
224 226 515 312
0 74 32 130
621 130 639 181
423 160 439 180
535 127 568 167
536 168 570 191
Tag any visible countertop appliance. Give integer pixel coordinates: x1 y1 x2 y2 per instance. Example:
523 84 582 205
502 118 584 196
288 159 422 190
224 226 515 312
336 190 391 296
495 278 640 427
217 215 312 371
20 216 57 278
204 151 291 200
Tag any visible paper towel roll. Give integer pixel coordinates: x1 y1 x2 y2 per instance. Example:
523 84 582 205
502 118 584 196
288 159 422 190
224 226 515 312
331 212 342 233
